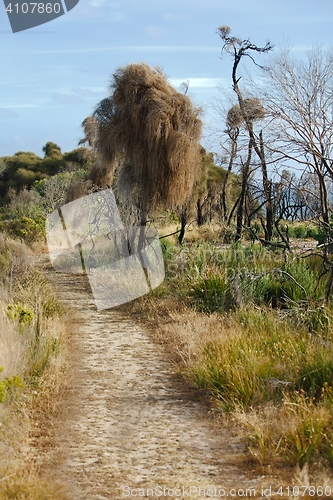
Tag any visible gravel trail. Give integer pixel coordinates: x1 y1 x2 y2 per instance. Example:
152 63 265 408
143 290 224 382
44 270 279 500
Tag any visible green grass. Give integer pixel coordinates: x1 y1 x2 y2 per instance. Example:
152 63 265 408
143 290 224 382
161 238 332 319
188 306 333 404
181 306 333 468
190 274 233 313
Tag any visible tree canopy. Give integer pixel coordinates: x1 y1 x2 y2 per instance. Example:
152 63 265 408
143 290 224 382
90 62 203 218
0 144 91 201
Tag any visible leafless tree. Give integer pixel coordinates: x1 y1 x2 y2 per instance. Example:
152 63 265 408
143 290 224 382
261 46 333 238
217 26 274 241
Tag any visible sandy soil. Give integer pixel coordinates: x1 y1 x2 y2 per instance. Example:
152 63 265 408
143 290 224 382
41 269 285 500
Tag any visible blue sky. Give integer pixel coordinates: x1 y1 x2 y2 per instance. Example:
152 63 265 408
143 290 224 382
0 0 332 158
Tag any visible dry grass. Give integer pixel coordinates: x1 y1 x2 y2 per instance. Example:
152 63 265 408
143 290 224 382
0 307 29 379
158 220 235 245
0 470 66 500
0 234 72 499
0 319 71 500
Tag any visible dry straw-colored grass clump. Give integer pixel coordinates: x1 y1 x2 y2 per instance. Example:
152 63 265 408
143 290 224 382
92 62 203 214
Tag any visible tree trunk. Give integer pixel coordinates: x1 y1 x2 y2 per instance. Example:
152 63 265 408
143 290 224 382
232 57 273 241
178 205 187 244
197 198 204 226
220 128 239 221
235 138 253 242
137 212 152 291
259 131 273 241
318 171 329 227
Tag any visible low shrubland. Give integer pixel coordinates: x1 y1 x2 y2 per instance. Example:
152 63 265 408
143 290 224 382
1 180 332 483
0 168 89 246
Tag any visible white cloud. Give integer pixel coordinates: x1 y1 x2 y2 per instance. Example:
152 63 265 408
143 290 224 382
170 77 224 89
1 103 44 109
72 87 105 97
88 0 120 8
61 1 124 22
108 11 125 21
88 0 106 8
5 46 218 55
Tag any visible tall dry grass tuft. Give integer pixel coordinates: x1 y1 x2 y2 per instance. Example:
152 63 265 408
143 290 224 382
92 62 203 215
0 469 66 500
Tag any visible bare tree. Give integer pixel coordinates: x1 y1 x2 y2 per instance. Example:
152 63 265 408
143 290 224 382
217 26 274 241
261 46 333 236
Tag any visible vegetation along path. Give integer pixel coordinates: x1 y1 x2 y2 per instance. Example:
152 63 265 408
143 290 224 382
44 267 282 499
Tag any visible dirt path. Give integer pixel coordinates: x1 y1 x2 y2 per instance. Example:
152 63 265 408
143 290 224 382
43 269 282 500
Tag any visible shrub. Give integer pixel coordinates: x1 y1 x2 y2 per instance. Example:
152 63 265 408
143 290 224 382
7 303 34 326
297 349 333 398
254 259 318 308
190 274 233 313
0 215 46 243
0 367 24 403
293 224 308 239
161 237 177 261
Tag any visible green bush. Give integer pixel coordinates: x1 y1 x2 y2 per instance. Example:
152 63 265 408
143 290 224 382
297 349 333 398
0 367 24 403
7 303 34 325
161 238 177 261
0 215 46 243
309 227 326 245
294 224 308 239
255 259 319 308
